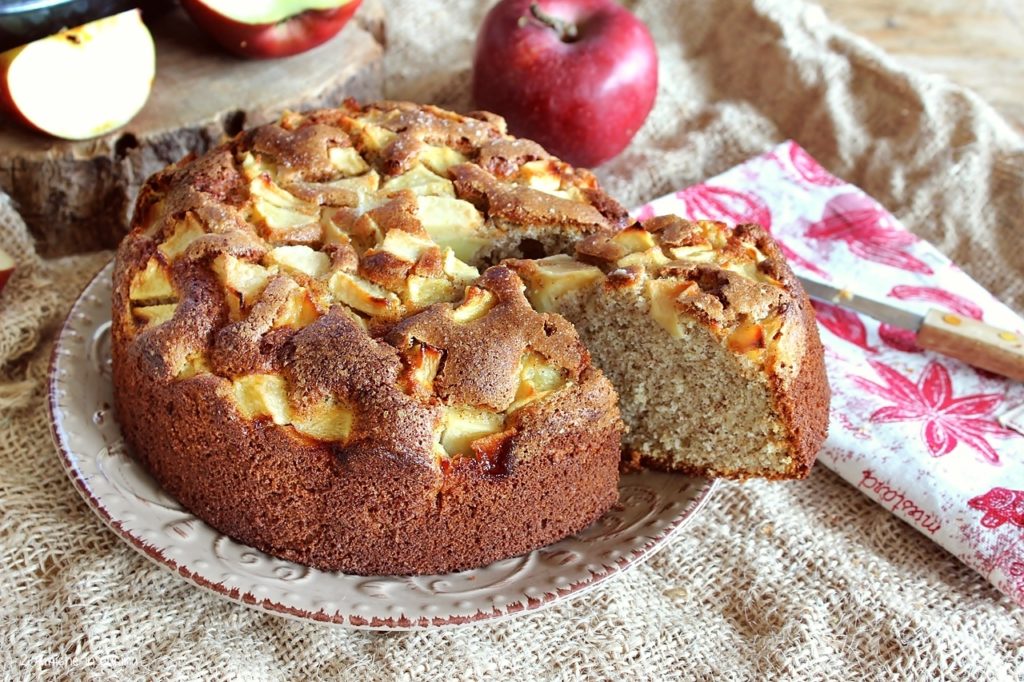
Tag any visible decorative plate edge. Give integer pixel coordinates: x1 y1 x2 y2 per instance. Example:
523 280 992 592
46 259 719 630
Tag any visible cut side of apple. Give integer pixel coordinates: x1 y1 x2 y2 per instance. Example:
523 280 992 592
129 258 175 303
133 303 179 330
518 160 574 199
158 217 207 262
400 341 444 397
647 278 700 339
233 373 291 424
451 286 496 323
266 245 329 278
291 399 354 442
415 196 489 263
404 275 456 311
381 165 455 197
0 10 154 140
327 269 400 317
508 351 567 412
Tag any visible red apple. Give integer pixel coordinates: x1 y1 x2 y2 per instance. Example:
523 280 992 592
181 0 363 59
0 246 14 294
473 0 658 168
0 10 155 140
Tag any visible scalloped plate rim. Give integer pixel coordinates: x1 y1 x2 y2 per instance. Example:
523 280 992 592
47 259 719 630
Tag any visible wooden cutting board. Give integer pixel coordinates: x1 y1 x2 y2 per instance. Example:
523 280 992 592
0 0 385 256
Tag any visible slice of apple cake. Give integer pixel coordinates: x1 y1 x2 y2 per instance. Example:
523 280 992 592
507 216 829 479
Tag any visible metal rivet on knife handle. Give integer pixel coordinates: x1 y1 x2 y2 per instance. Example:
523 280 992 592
916 309 1024 382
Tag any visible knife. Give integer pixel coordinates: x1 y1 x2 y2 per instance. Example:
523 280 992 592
797 275 1024 382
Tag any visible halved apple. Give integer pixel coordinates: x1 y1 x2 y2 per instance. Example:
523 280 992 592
0 10 154 140
0 247 15 294
181 0 363 59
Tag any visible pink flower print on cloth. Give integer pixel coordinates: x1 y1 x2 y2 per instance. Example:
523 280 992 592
811 300 876 353
675 184 773 228
968 488 1024 529
782 143 845 187
853 360 1013 464
804 193 933 274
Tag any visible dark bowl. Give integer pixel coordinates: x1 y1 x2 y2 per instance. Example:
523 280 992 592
0 0 165 52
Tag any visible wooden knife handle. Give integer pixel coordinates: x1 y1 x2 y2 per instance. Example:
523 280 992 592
917 309 1024 381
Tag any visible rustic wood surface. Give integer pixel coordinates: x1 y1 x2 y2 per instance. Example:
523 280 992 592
0 0 385 257
818 0 1024 132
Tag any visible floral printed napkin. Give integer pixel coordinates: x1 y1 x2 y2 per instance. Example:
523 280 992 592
632 141 1024 606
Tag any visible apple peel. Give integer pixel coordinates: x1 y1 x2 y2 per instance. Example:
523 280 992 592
0 246 15 294
181 0 362 59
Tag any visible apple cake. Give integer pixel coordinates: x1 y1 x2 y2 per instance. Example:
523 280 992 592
111 101 627 576
506 216 829 479
111 100 829 576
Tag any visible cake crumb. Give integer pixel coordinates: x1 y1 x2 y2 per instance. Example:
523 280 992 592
663 587 689 600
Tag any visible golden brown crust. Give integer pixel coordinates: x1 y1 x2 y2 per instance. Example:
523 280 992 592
760 237 831 479
449 163 617 235
386 267 589 411
113 358 621 574
728 222 831 479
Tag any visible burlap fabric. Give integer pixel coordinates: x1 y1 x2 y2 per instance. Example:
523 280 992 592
2 1 1022 678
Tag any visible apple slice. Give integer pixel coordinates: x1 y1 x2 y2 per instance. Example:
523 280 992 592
507 351 567 412
0 246 15 294
509 254 603 313
181 0 363 59
451 286 496 323
438 405 506 458
0 10 154 140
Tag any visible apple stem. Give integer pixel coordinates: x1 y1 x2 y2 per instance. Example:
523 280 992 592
528 2 578 42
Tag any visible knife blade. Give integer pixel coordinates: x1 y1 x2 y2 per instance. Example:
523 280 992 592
797 276 924 331
796 275 1024 382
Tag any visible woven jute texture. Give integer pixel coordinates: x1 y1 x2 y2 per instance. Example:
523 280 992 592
2 1 1023 679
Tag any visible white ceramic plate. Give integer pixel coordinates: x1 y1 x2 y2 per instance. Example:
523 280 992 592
48 261 718 630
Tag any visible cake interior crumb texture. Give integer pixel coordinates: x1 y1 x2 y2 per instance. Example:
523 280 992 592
556 287 793 477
